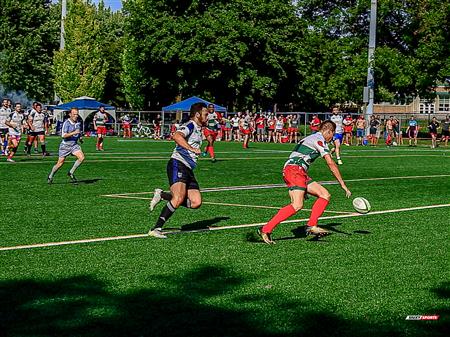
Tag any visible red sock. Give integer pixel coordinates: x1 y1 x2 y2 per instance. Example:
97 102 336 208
307 198 329 227
204 145 209 153
208 146 215 158
262 204 296 233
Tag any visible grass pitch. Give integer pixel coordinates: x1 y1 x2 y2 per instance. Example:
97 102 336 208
0 137 449 337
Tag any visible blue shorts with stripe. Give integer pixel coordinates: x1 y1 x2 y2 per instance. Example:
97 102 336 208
333 133 343 143
166 158 199 190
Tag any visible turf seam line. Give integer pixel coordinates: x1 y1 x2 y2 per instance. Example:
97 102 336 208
102 174 450 198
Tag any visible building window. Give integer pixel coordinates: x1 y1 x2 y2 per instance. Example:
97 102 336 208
438 96 449 113
420 100 435 114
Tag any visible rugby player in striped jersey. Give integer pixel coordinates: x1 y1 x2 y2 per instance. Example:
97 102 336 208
47 108 85 184
259 120 351 244
148 102 209 239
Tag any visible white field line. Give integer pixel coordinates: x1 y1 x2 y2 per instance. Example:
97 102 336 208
101 174 450 198
0 156 288 165
164 203 450 234
98 196 352 214
1 203 449 252
254 149 450 153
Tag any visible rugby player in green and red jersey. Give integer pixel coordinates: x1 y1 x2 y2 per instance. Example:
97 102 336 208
259 120 352 244
202 104 222 162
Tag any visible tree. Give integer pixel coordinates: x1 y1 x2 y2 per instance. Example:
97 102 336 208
0 0 59 101
121 0 306 110
52 0 109 102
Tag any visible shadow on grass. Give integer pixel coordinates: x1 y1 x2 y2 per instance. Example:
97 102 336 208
0 265 446 337
49 178 103 185
181 216 230 230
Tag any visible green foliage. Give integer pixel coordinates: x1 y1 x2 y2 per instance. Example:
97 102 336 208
122 0 305 110
52 0 112 102
0 0 59 101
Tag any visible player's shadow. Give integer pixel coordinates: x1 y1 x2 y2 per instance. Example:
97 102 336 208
181 216 230 230
1 265 438 337
71 178 103 185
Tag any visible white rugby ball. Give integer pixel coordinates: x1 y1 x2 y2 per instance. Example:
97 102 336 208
352 197 371 214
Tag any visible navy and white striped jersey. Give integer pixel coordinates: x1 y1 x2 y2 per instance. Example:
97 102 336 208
6 112 24 136
61 119 82 145
171 120 202 169
0 107 11 129
29 111 46 132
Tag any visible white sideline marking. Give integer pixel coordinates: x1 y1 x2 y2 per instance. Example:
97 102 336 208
0 156 288 165
1 203 449 252
164 203 450 234
99 197 353 214
102 174 450 198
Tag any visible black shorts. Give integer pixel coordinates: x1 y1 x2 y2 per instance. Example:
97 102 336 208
442 130 450 137
167 158 199 190
369 128 377 135
29 131 45 137
0 128 8 136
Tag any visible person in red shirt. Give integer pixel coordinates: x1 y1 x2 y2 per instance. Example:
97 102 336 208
267 114 276 142
255 114 266 142
310 114 321 134
343 114 354 146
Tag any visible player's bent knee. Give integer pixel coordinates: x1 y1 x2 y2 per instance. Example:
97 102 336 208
171 197 184 208
321 192 331 201
292 202 303 211
190 200 202 209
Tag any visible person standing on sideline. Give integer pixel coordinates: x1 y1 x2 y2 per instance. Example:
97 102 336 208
406 116 419 147
148 103 208 239
330 107 344 165
47 108 85 184
310 114 321 134
440 115 449 147
428 117 440 149
258 120 351 244
94 105 108 151
355 115 366 146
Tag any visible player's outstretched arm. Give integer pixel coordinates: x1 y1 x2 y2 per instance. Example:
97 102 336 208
173 131 201 154
324 154 351 198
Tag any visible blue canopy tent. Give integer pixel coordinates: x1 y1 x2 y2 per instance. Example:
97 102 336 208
53 96 116 135
162 96 226 112
53 96 116 122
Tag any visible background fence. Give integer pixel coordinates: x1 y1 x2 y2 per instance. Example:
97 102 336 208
106 111 448 139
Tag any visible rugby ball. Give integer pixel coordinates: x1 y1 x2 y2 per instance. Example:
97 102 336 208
352 197 371 214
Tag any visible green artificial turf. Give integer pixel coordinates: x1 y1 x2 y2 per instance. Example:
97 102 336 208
0 137 449 337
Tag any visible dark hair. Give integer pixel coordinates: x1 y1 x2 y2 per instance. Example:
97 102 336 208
70 107 79 113
190 102 207 117
35 102 42 108
319 120 336 132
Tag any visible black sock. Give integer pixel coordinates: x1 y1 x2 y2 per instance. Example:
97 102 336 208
26 143 31 154
154 201 176 230
41 144 46 154
161 191 172 201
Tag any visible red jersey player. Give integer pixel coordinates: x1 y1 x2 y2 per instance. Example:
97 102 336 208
258 120 351 244
202 104 222 162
